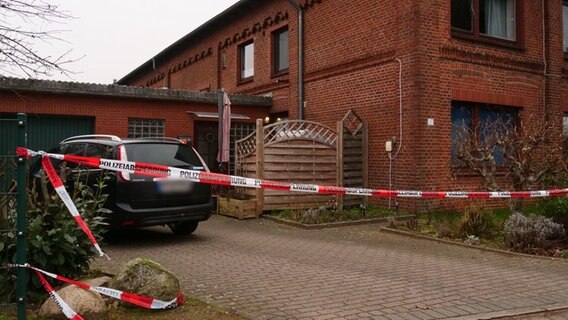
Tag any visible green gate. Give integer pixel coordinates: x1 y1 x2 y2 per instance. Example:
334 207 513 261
0 114 94 155
0 113 28 320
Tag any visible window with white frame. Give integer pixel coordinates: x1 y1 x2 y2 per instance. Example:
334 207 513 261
128 118 165 138
452 0 516 42
239 40 254 82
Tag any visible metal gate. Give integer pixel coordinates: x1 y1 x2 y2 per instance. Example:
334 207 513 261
0 113 27 320
0 114 94 155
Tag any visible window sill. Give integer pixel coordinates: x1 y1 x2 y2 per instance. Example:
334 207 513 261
451 166 509 177
237 77 254 86
452 30 523 51
271 69 289 79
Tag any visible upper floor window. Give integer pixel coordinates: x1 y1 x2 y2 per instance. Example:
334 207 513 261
563 1 568 52
239 40 254 83
452 0 517 43
272 27 289 76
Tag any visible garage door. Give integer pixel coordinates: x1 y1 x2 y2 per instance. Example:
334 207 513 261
0 114 94 155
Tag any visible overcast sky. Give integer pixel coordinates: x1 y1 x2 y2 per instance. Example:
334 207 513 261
15 0 239 84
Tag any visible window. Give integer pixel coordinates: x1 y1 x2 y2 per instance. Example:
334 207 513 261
564 1 568 52
128 118 165 138
238 41 254 83
451 0 517 43
451 102 518 166
272 27 289 76
85 143 114 159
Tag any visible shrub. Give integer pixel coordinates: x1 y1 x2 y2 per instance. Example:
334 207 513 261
503 213 566 252
0 168 110 303
456 205 496 238
536 197 568 230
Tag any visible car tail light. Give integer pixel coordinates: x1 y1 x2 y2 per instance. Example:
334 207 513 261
117 145 130 182
121 220 135 226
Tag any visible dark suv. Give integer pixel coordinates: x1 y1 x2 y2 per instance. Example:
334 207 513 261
39 135 213 235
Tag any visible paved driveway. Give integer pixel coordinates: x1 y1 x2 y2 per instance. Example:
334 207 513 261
93 215 568 320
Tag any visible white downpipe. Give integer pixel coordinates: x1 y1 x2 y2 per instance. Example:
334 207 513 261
389 58 403 209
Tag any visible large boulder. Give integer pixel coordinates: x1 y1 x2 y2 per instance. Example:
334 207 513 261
38 276 111 319
110 258 180 305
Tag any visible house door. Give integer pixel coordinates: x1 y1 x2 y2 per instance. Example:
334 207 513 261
195 121 219 172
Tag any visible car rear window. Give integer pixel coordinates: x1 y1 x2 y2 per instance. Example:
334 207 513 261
124 143 202 168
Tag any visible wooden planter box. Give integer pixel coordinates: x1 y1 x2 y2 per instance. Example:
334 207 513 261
217 196 258 220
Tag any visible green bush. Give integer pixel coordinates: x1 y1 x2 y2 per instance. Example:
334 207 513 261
536 197 568 230
0 168 110 303
503 212 566 252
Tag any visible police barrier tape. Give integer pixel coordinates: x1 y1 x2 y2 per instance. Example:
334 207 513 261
41 156 108 259
34 269 84 320
10 264 184 318
16 147 568 199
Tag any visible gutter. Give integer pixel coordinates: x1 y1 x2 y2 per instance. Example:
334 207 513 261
285 0 305 120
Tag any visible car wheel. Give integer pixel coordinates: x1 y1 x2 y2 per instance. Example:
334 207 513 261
169 221 199 235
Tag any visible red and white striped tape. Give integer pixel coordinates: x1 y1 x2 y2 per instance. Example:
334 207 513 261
34 269 84 320
11 264 183 318
41 156 107 259
16 147 568 200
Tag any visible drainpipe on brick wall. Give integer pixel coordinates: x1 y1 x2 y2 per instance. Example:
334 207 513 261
542 0 549 121
541 0 563 121
285 0 305 120
152 58 168 89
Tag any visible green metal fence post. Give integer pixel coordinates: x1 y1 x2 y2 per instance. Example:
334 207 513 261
16 113 27 320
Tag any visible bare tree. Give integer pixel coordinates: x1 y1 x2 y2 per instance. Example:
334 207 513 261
453 114 563 213
0 0 77 78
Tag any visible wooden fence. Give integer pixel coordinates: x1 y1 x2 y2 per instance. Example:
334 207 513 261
232 112 367 215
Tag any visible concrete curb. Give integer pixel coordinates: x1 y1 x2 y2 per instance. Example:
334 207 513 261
380 227 568 263
262 214 416 229
446 303 568 319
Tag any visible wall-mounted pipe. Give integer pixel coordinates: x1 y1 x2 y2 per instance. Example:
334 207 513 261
152 58 168 88
388 58 403 209
285 0 305 120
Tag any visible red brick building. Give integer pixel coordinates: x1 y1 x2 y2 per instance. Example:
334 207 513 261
0 77 270 169
116 0 568 209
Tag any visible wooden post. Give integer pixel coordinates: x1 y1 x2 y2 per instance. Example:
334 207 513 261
256 118 265 216
336 121 344 210
362 121 369 208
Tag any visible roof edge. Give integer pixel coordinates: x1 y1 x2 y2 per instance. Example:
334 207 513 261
117 0 253 85
0 77 272 106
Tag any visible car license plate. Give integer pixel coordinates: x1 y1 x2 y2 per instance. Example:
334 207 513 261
156 180 192 193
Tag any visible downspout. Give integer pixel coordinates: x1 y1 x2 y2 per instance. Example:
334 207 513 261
542 0 548 121
540 0 562 120
285 0 305 120
152 58 168 88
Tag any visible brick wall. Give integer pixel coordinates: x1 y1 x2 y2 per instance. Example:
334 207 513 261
0 91 266 143
121 0 568 211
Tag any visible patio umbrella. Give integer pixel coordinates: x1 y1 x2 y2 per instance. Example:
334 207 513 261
217 91 231 164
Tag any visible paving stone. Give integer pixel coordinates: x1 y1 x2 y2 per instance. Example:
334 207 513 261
93 215 568 320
